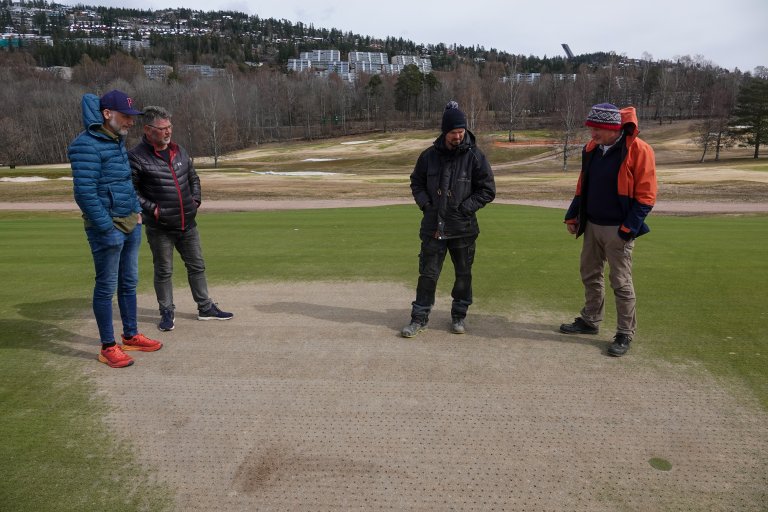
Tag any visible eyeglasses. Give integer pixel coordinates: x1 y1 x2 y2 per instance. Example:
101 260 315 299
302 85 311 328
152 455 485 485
147 124 173 132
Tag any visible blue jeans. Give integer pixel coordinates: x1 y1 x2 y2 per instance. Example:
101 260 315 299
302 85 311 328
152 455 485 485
85 225 142 343
145 225 211 312
411 235 477 323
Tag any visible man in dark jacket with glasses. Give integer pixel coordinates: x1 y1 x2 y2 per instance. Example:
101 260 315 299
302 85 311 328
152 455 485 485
129 106 233 332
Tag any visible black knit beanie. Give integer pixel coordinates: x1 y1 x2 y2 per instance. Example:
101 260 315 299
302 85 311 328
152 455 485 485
441 101 467 133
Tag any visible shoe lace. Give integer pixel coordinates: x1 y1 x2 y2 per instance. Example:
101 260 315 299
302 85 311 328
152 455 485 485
614 334 629 344
129 333 151 344
105 345 126 358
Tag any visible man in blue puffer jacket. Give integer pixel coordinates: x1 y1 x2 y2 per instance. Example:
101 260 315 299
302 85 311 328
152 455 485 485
69 90 163 368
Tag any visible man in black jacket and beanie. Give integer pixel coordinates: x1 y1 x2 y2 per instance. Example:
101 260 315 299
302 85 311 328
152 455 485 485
130 106 233 331
401 101 496 338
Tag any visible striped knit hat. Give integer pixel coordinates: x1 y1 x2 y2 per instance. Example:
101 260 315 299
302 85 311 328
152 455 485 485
585 103 622 130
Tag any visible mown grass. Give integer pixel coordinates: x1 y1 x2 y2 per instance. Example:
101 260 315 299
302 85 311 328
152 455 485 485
0 211 173 512
1 206 766 510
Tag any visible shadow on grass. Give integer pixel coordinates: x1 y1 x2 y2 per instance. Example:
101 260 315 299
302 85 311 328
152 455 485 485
2 297 99 362
257 300 609 353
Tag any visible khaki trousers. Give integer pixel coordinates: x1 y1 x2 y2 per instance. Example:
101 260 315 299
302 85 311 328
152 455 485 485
579 222 636 336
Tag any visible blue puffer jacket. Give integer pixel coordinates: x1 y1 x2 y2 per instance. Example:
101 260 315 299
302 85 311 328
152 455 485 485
68 94 140 233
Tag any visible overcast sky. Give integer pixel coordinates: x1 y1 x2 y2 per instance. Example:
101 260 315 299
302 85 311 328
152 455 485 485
60 0 766 73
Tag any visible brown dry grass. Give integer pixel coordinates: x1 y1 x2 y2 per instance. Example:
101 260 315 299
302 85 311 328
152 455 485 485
2 121 767 204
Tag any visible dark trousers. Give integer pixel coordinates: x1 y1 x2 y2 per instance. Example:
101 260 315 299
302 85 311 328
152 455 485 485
411 235 477 323
145 224 212 312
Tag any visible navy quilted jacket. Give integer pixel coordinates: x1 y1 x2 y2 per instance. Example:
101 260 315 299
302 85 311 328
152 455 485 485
68 94 140 233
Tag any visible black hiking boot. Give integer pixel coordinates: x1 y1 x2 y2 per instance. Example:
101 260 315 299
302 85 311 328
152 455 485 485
401 321 428 338
607 333 632 357
450 317 466 334
559 317 599 335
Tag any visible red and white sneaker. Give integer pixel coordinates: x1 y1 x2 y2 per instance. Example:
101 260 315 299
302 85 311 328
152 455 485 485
121 333 163 352
98 345 134 368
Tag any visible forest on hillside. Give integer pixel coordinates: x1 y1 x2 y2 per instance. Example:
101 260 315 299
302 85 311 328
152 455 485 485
3 0 620 70
1 1 767 166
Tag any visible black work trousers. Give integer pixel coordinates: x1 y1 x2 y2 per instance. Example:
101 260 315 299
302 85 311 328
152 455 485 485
410 234 477 323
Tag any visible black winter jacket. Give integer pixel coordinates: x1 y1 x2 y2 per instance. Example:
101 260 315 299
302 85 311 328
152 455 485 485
410 130 496 239
129 138 201 231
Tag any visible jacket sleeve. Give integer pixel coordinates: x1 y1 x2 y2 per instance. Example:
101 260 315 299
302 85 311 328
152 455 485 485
129 151 157 216
565 157 586 222
564 196 580 222
459 149 495 214
621 142 657 236
410 152 431 210
70 139 113 233
188 156 201 205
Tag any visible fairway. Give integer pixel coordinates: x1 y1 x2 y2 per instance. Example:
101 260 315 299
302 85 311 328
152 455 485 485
2 123 767 512
1 206 767 510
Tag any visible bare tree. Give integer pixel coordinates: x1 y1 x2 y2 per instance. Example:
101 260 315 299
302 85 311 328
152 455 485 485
557 74 588 171
0 117 32 168
195 79 236 167
694 74 739 162
654 65 672 124
451 63 485 131
505 60 523 142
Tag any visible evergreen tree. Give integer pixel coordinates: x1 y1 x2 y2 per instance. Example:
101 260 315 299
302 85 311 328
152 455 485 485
732 78 768 158
394 64 423 114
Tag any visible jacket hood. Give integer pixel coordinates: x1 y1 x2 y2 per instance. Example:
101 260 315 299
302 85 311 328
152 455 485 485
433 129 477 153
585 106 640 152
620 106 639 137
81 93 105 132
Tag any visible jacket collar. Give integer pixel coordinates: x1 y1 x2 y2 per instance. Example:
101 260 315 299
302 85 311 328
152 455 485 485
141 135 179 156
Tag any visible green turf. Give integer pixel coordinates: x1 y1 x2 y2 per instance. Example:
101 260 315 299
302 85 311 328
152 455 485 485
0 212 172 511
648 457 673 471
1 206 766 510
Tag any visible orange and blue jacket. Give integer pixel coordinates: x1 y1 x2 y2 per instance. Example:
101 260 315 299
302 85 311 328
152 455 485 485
565 107 657 238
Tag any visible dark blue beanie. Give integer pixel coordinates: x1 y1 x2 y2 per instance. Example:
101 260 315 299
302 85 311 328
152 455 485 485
441 101 467 133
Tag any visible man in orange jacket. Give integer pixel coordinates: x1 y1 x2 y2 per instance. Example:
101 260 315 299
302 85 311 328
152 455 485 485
559 103 657 357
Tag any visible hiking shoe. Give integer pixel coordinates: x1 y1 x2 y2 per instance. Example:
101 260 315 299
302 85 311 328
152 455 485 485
608 333 632 357
559 317 599 335
451 317 466 334
121 333 163 352
198 303 234 321
158 309 175 332
401 321 428 338
98 345 134 368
